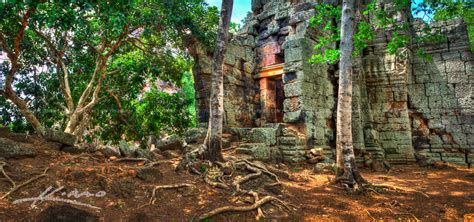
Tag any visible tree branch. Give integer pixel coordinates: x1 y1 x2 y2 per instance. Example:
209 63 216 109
75 57 105 111
105 24 130 57
13 7 36 58
0 5 45 135
76 24 130 113
0 33 13 59
76 68 106 114
34 29 75 112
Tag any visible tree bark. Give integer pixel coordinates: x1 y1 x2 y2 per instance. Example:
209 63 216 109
0 6 45 136
335 0 367 187
36 25 129 137
204 0 233 162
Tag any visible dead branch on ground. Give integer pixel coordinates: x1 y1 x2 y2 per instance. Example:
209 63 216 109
112 157 151 163
0 161 49 199
370 183 430 198
198 196 289 221
149 183 196 205
204 176 229 189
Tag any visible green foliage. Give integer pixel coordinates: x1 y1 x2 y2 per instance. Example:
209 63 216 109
413 0 472 21
468 10 474 51
181 71 197 127
386 32 410 55
230 22 241 34
308 4 341 64
308 0 469 65
131 88 194 139
0 0 217 142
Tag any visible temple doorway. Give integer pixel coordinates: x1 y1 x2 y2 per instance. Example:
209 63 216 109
257 64 285 124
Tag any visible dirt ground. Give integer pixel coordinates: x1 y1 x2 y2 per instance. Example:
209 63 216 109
0 136 473 221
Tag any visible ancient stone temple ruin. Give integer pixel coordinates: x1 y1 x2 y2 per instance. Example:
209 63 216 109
191 0 473 165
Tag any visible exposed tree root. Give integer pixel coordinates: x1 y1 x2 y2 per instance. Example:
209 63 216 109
143 160 173 168
149 183 196 205
176 153 288 220
334 159 369 192
0 161 49 199
266 165 292 181
247 191 264 220
365 209 376 221
204 176 229 189
237 159 280 183
198 196 288 221
113 157 151 163
224 160 285 220
176 145 206 173
369 183 430 198
233 163 262 193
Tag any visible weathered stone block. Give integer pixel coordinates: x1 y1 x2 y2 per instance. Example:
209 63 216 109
284 110 303 123
445 60 466 73
447 71 468 84
156 134 183 151
224 54 236 66
283 97 301 112
425 83 440 96
243 62 256 73
284 81 302 97
428 96 443 109
284 48 304 62
236 143 279 161
267 20 280 35
414 74 430 83
0 138 37 159
44 129 77 146
184 128 207 144
279 136 305 146
249 128 277 146
118 141 135 157
289 11 308 25
251 0 263 11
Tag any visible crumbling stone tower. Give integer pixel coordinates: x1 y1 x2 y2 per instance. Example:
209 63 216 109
191 0 473 166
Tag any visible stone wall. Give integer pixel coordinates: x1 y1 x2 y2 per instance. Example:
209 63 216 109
191 0 473 165
407 19 474 165
191 36 258 127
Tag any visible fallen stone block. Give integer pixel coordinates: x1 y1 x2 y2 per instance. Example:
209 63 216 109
0 138 37 159
136 167 163 183
156 134 183 151
44 129 77 146
184 128 207 144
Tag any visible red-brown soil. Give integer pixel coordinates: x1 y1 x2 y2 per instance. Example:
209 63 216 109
0 136 473 221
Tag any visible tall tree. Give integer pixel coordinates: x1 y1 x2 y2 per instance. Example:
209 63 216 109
0 0 218 140
0 3 45 135
203 0 233 162
335 0 367 186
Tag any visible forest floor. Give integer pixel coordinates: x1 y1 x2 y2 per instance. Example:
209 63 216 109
0 135 473 221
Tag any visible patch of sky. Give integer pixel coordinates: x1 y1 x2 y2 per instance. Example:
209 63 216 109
206 0 251 24
206 0 433 24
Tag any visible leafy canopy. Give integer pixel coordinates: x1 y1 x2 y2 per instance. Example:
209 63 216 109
308 0 471 65
0 0 219 141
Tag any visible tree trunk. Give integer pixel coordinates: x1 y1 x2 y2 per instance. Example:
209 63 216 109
335 0 367 187
204 0 234 162
0 6 45 136
4 82 45 136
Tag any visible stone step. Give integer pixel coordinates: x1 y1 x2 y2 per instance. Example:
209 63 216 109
280 150 306 156
249 128 277 145
235 143 279 161
278 136 305 146
279 144 305 150
281 127 299 137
